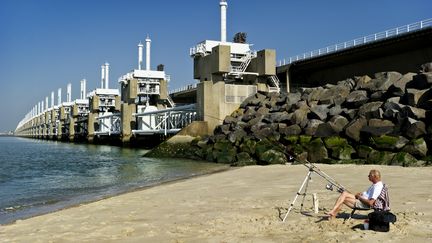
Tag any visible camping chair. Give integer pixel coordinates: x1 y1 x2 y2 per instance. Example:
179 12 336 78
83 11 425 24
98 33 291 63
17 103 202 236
344 184 390 222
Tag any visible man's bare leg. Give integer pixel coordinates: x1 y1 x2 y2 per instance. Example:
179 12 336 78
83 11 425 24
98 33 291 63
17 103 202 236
327 191 356 218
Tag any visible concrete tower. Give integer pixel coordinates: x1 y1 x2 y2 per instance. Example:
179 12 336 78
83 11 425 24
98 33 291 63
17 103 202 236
145 36 151 70
67 83 72 102
57 88 62 105
104 62 110 89
101 65 105 89
220 0 227 42
80 79 86 99
138 42 144 70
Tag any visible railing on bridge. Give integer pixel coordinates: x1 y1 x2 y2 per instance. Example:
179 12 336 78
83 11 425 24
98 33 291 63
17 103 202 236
132 104 197 136
169 83 198 95
278 18 432 66
94 112 121 136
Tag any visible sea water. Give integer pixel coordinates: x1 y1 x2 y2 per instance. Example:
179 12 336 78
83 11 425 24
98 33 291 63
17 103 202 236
0 137 228 225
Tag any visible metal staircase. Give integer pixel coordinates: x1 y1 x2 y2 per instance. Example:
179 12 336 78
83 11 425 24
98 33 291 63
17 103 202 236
269 75 280 93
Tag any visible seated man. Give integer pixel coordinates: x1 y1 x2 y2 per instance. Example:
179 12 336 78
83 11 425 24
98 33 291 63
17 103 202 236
327 169 383 219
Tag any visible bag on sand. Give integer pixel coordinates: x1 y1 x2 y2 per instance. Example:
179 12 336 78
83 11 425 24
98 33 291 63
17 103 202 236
368 211 397 232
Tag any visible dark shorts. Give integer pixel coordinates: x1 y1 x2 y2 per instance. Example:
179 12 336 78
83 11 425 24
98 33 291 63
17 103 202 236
355 199 370 209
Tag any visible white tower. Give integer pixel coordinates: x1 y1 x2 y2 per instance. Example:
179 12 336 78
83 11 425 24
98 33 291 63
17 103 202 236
45 97 49 110
67 83 72 102
138 42 143 70
220 0 227 42
104 62 110 89
41 100 45 112
80 79 86 99
58 88 62 105
101 65 105 89
51 91 54 108
38 102 41 115
145 36 151 71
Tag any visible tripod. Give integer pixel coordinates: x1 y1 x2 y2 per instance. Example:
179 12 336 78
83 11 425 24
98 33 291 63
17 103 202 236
282 161 348 222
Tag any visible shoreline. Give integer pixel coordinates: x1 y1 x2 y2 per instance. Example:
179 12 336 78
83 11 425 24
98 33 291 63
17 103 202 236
1 164 431 242
0 163 231 226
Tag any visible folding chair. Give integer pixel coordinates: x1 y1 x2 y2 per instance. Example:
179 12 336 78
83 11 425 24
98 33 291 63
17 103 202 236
345 184 390 222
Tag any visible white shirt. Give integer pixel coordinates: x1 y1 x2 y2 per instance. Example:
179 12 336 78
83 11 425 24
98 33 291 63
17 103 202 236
361 181 383 200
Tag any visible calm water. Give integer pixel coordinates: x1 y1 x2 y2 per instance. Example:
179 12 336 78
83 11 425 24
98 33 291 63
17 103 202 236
0 137 228 225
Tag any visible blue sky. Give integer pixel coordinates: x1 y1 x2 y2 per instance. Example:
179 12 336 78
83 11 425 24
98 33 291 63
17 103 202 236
0 0 431 131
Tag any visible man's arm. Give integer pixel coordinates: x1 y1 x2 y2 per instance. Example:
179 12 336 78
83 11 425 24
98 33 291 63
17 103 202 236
355 193 375 207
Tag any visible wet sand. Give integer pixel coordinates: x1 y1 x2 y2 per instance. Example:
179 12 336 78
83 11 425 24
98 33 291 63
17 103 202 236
1 164 431 242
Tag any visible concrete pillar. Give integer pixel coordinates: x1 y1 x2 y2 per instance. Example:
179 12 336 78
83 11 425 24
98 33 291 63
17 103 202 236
69 117 75 142
121 103 136 143
87 112 96 143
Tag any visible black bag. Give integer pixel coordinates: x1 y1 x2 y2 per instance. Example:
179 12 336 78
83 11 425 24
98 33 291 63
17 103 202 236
368 211 397 232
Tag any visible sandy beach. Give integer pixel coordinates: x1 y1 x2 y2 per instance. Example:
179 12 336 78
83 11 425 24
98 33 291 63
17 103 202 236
1 164 431 242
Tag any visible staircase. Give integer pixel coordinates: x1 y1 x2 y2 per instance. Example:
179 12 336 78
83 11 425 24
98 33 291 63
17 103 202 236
167 95 175 108
269 75 280 93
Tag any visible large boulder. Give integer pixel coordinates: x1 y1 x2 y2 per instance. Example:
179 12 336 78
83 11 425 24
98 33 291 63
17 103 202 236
345 90 369 108
369 135 409 150
359 72 402 92
402 118 426 139
315 123 338 137
308 104 329 121
358 101 383 119
390 152 418 167
345 117 368 142
306 138 328 163
328 115 349 133
402 138 428 158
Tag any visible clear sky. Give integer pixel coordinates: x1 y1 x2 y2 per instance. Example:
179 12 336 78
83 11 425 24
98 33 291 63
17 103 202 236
0 0 431 131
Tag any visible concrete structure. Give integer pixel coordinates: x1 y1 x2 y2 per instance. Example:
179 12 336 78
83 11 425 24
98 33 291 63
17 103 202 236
190 0 279 134
118 36 173 143
87 64 121 143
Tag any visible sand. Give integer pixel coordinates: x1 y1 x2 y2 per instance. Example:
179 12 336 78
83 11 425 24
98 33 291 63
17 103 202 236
1 164 432 242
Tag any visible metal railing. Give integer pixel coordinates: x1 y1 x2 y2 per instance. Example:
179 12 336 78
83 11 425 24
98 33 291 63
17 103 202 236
278 18 432 66
169 83 197 94
132 104 197 135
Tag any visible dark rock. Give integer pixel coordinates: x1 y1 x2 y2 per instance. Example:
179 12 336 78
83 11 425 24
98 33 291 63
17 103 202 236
308 104 329 121
291 107 310 128
361 72 402 92
315 123 338 137
318 84 350 105
239 139 256 155
345 90 369 108
304 119 324 136
404 88 429 107
306 138 328 163
407 73 432 89
253 126 274 140
212 140 237 164
403 118 426 139
402 138 428 158
256 106 270 116
215 124 231 135
280 124 302 136
235 152 257 166
228 129 247 144
241 92 267 108
224 115 239 125
286 92 301 107
328 115 349 133
390 152 418 167
357 145 374 159
328 105 345 117
360 126 394 137
370 91 386 101
368 118 395 128
330 144 355 160
259 150 287 165
401 106 426 120
417 88 432 109
358 101 383 119
345 117 367 142
354 75 372 90
341 109 358 120
323 136 349 149
369 135 409 150
367 150 395 165
420 62 432 72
